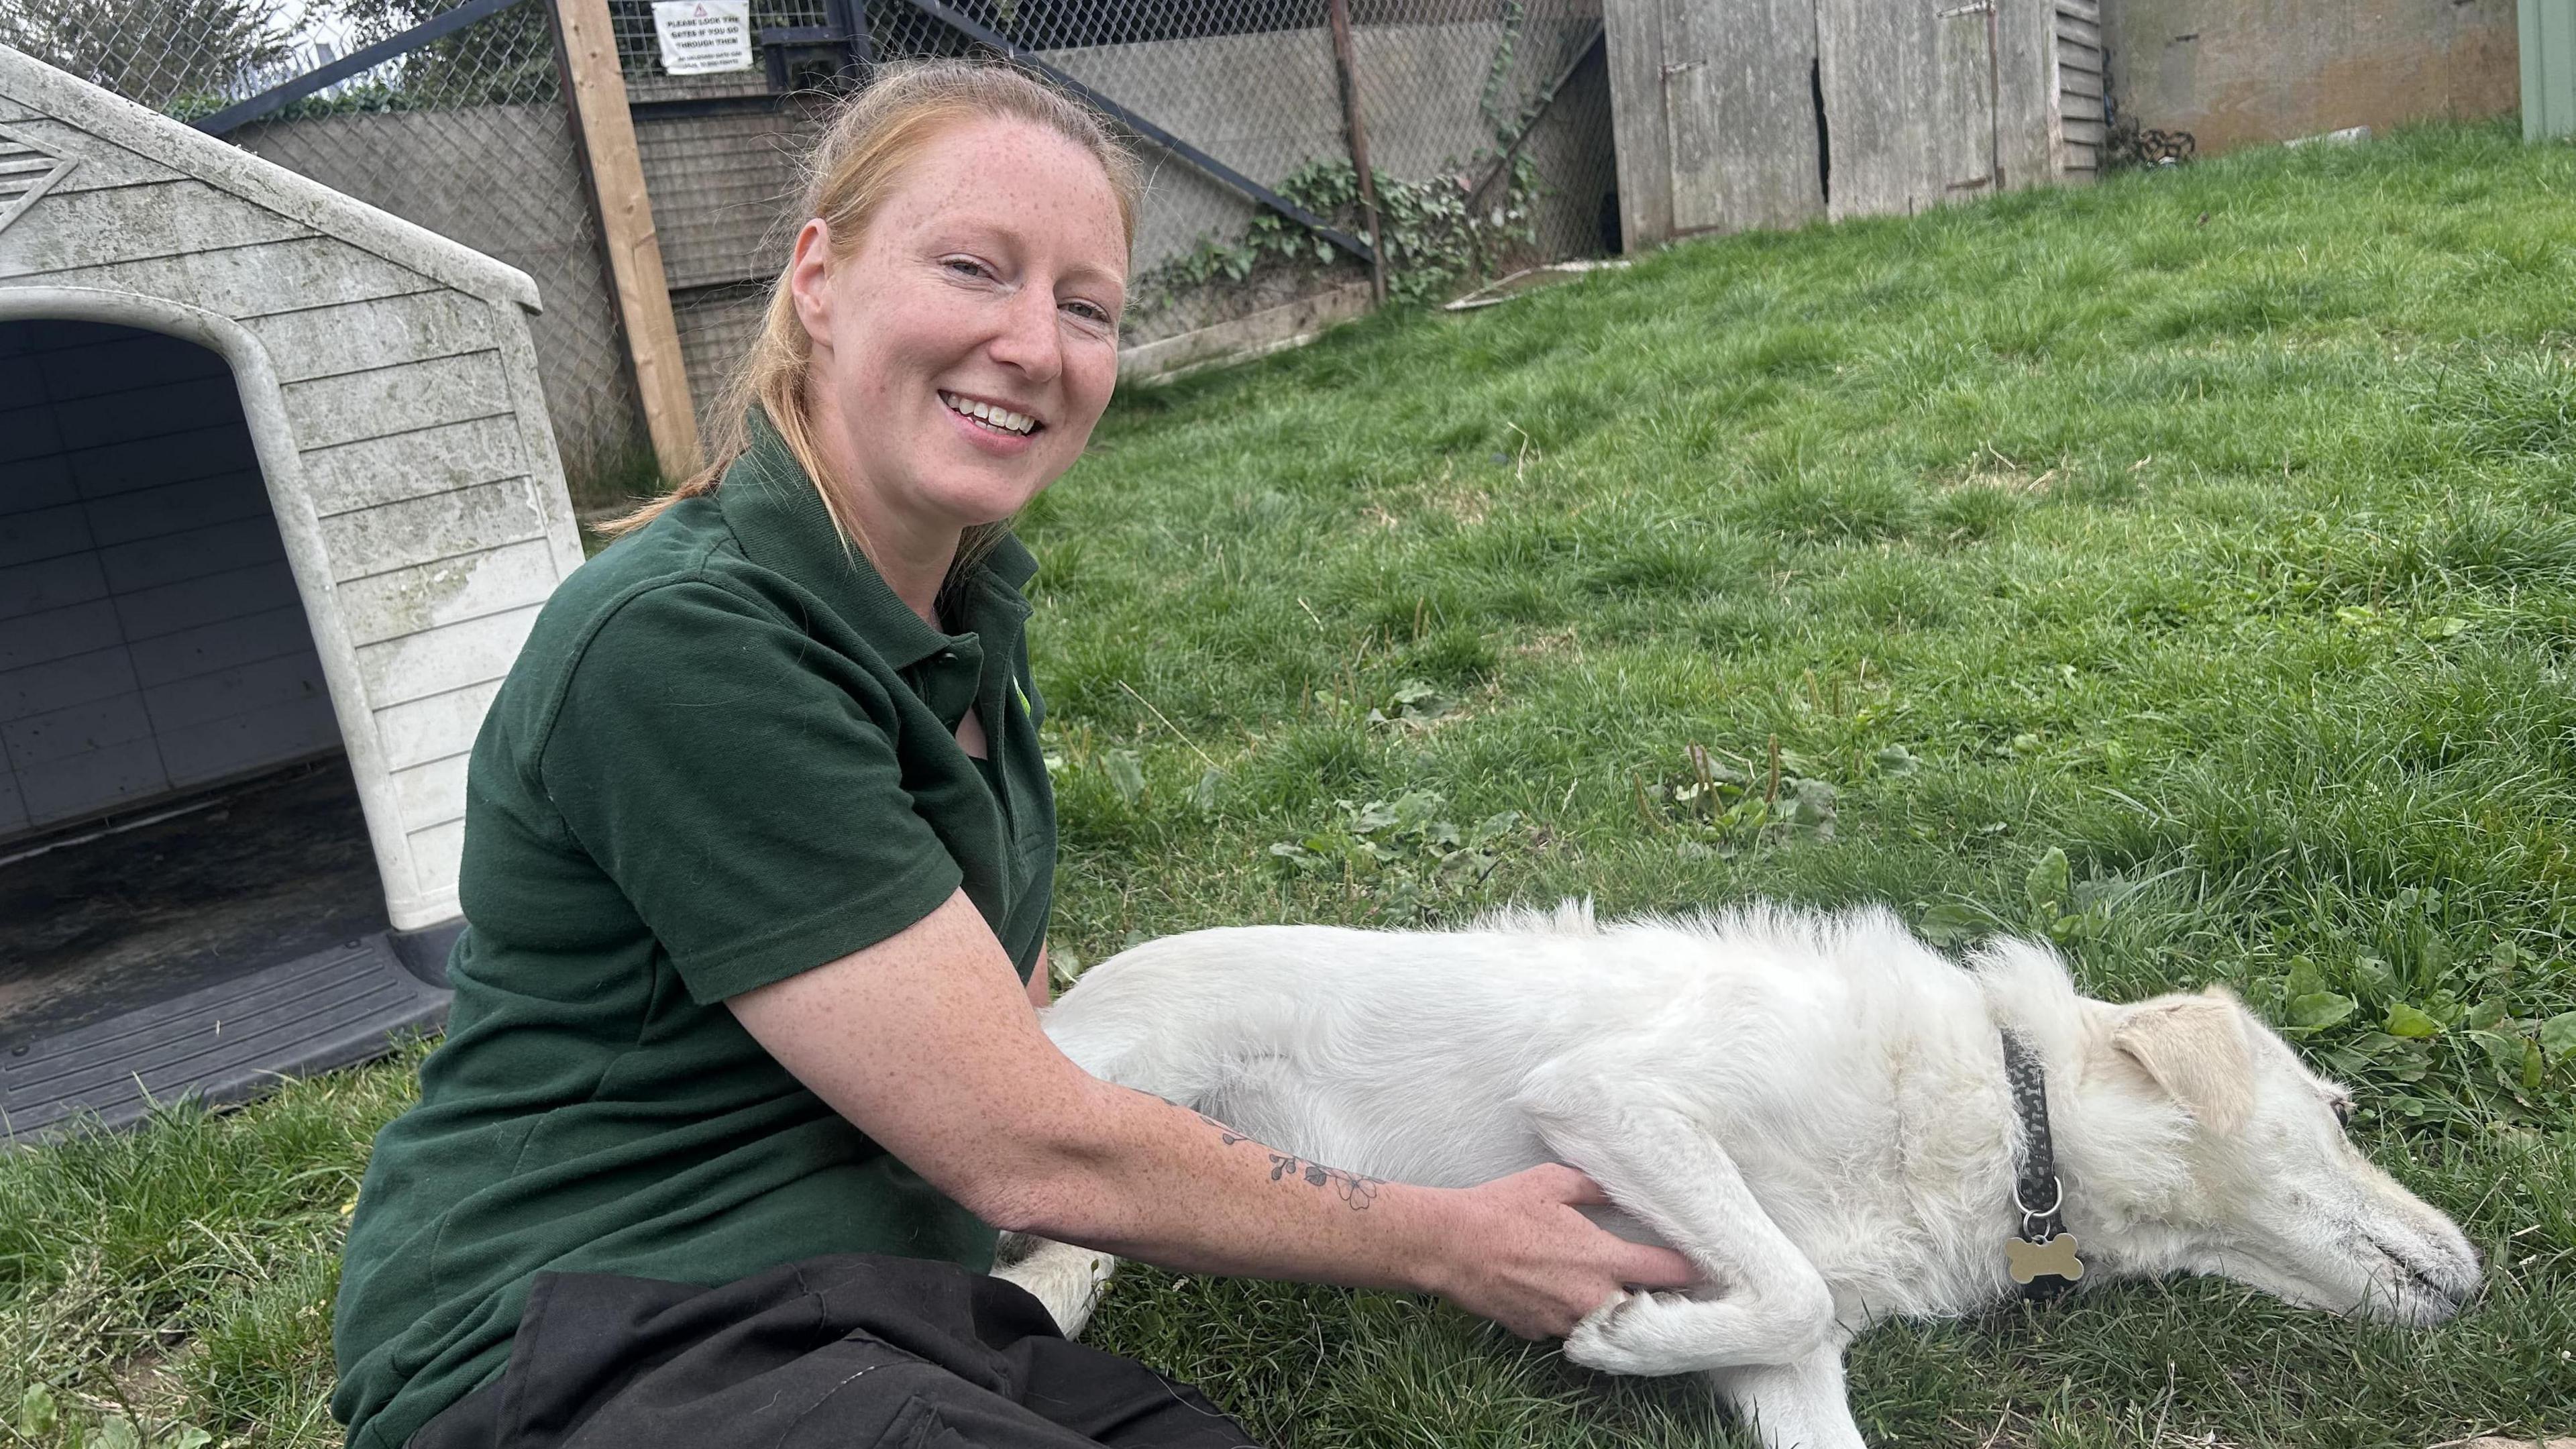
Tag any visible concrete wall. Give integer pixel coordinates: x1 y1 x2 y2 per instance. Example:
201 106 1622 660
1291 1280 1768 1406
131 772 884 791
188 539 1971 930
1049 27 1340 281
2105 0 2520 156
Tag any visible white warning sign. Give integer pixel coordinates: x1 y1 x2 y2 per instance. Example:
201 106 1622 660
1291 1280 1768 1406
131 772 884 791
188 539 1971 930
651 0 753 75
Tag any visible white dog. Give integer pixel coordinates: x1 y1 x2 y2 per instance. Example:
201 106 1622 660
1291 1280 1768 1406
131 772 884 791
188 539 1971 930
999 902 2479 1449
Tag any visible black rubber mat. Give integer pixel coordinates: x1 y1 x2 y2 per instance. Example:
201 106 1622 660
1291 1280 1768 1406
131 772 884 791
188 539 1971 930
0 932 447 1142
0 758 388 1043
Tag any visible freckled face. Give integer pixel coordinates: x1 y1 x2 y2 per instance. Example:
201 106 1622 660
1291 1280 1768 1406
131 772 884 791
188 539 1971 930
792 116 1127 537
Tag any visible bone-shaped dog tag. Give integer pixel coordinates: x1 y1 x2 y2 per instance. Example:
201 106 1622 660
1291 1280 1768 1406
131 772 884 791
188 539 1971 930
2007 1232 2085 1284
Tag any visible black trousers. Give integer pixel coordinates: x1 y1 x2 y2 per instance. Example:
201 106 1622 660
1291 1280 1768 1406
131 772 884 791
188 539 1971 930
409 1254 1260 1449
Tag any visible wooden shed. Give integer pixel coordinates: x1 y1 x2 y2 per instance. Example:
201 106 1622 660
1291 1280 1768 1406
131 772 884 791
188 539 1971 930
0 45 584 1138
1604 0 2104 249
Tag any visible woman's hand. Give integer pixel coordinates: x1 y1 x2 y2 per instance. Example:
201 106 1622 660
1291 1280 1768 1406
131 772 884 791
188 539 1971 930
1425 1164 1697 1339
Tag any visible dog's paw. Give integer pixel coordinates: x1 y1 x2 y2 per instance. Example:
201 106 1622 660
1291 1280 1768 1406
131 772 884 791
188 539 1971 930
1563 1290 1701 1376
992 1239 1119 1339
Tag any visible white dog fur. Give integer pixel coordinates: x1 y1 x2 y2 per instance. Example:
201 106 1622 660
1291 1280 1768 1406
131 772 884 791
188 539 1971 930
998 902 2479 1449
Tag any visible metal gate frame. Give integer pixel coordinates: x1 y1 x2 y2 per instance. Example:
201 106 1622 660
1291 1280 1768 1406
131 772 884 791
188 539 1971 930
193 0 1377 265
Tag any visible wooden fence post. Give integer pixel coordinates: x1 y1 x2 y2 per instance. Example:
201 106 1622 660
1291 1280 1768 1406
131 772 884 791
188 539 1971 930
551 0 702 482
1324 0 1387 306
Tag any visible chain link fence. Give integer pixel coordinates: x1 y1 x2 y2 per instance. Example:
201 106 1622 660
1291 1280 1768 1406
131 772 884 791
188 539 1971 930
1357 0 1615 263
853 0 1613 335
6 0 1615 491
0 0 343 117
988 2 1365 337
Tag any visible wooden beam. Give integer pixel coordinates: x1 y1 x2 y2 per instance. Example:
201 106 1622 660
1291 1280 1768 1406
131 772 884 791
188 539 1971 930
1324 0 1387 306
552 0 702 481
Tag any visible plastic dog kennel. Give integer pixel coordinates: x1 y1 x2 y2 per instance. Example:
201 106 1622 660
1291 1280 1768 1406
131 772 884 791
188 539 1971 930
0 46 585 1139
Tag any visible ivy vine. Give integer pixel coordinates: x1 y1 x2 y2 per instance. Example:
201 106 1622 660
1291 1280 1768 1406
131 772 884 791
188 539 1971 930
1137 152 1543 314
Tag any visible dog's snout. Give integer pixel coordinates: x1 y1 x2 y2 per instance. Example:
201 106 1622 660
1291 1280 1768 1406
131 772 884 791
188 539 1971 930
2426 1217 2485 1298
2365 1230 2481 1323
2433 1240 2484 1305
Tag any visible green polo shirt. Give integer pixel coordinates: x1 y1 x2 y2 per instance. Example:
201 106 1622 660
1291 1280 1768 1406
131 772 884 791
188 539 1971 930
330 419 1056 1449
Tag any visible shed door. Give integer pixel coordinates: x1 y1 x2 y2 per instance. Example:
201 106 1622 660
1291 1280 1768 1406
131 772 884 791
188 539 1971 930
1816 0 2000 219
0 319 341 841
1661 0 1825 235
1936 1 2002 197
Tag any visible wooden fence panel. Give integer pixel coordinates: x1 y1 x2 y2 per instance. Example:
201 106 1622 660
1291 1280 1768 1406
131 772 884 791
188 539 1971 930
1994 0 2055 188
1604 0 1678 248
1660 0 1823 236
1818 0 1926 219
1818 0 1998 219
1936 5 1998 197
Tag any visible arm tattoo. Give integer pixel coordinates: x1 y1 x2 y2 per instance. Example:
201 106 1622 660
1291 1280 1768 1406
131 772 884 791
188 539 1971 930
1191 1108 1383 1210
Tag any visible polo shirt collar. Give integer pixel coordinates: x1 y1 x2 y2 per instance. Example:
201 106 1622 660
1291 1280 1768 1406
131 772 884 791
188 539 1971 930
716 413 1034 674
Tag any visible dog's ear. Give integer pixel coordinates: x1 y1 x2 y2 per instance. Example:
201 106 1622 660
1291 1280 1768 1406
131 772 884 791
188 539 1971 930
2111 990 2255 1134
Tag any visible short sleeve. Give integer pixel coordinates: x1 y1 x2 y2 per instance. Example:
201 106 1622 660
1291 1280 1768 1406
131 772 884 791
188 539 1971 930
537 580 963 1003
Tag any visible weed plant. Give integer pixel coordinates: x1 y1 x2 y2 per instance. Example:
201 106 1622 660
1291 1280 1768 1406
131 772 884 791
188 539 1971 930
7 121 2575 1447
1132 153 1544 329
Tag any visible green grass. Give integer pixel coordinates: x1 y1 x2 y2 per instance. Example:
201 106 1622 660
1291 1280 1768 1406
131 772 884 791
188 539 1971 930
10 119 2576 1447
559 431 673 523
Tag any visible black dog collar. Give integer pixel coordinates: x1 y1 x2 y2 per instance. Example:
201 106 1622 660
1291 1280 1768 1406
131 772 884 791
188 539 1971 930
2000 1028 2085 1299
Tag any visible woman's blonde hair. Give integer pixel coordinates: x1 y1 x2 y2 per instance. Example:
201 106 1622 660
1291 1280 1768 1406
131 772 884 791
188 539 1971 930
599 59 1143 576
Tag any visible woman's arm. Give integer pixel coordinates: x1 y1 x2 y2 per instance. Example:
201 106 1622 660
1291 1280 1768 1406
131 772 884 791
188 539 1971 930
729 892 1693 1339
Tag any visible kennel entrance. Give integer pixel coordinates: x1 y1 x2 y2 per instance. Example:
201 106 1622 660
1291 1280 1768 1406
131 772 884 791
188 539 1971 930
0 318 450 1142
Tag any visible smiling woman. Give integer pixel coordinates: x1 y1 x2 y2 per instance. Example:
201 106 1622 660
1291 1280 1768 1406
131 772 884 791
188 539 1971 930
598 64 1140 614
780 109 1130 630
326 59 1689 1449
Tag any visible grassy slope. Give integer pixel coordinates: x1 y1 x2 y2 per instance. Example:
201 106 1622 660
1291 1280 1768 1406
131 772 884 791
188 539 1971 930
7 121 2575 1447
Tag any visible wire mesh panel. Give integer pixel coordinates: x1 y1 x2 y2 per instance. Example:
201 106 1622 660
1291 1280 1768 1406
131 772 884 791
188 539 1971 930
857 0 1615 329
2 0 645 498
594 2 842 438
0 0 343 118
631 97 828 440
865 1 1336 338
1351 0 1614 263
